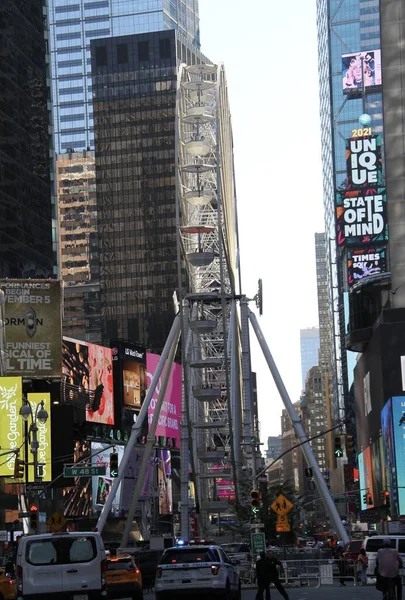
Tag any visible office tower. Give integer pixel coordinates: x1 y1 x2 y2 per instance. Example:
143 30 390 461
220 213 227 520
48 0 200 153
56 150 101 341
0 0 54 278
91 29 208 349
300 328 320 390
266 436 282 461
316 0 384 427
281 404 304 493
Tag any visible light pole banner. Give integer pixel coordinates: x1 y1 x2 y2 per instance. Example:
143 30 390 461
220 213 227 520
27 393 52 482
0 376 23 477
0 279 62 378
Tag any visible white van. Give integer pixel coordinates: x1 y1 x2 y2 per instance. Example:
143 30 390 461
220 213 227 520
16 531 107 600
363 535 405 562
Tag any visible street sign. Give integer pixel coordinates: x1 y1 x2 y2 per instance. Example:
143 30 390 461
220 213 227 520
64 466 106 478
47 512 66 532
276 515 291 532
251 532 266 556
270 494 294 516
26 483 46 493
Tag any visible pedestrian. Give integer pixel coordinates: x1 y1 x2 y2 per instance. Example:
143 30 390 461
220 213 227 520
376 537 403 600
266 550 289 600
256 551 272 600
356 548 368 585
334 544 346 586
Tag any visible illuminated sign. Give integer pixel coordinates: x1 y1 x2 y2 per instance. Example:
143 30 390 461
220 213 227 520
0 377 23 476
346 135 382 188
147 354 181 447
27 393 52 482
0 280 62 378
342 50 382 94
347 247 387 286
336 188 387 246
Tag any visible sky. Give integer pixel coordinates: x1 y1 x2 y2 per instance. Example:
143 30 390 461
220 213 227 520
199 0 325 444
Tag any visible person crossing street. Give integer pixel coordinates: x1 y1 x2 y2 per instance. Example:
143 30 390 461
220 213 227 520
255 550 289 600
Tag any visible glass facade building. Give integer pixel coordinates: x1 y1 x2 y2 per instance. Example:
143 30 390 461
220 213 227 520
91 29 207 350
0 0 54 278
48 0 200 153
300 328 320 390
316 0 382 423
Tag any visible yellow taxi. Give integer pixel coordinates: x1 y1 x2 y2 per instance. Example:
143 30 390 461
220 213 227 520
0 564 15 600
106 552 143 600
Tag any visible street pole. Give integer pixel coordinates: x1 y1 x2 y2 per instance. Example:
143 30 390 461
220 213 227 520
96 314 181 533
121 327 180 547
248 309 350 545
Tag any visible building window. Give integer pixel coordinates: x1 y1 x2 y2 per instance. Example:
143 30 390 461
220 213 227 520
117 43 128 64
95 46 107 67
138 41 149 61
159 38 171 59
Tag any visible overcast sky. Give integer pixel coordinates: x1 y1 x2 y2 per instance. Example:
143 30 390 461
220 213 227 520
199 0 325 444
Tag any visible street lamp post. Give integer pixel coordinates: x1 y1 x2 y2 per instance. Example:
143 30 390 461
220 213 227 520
19 399 49 482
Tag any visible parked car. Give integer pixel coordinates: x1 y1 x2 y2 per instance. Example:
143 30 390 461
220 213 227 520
106 552 143 600
343 539 363 561
155 544 241 600
15 531 107 600
363 535 405 561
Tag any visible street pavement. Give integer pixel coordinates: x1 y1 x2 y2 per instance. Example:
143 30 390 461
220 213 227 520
145 584 382 599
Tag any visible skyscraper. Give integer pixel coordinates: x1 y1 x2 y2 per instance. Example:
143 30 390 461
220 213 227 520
316 0 384 425
0 0 55 278
91 29 208 349
300 328 320 390
48 0 200 153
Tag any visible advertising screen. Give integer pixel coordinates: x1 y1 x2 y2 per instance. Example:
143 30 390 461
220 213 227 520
147 354 181 447
213 463 235 500
0 279 62 378
342 50 382 93
110 341 146 430
62 337 114 425
0 376 23 477
391 397 405 514
347 247 387 287
91 442 124 511
27 392 52 482
157 449 172 514
336 188 387 246
358 452 366 510
381 399 400 515
345 135 382 188
120 447 151 510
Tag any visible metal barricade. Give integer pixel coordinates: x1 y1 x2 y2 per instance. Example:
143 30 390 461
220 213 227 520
279 559 357 587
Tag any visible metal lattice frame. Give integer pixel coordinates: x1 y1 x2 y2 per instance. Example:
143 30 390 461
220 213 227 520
177 62 241 529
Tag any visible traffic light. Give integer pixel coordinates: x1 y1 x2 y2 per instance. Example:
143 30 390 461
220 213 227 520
109 452 119 478
345 435 354 457
29 505 38 531
363 493 367 504
14 458 24 479
385 491 391 513
367 492 373 506
334 436 343 457
251 489 260 513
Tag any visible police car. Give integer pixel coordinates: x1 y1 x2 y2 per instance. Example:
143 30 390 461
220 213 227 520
155 544 241 600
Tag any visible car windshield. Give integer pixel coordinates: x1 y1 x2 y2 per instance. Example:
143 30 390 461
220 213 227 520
160 548 216 564
26 536 97 565
107 558 133 571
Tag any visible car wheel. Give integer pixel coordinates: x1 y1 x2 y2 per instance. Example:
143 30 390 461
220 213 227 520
223 581 231 600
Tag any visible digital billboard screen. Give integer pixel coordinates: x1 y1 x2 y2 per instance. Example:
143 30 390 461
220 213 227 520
391 397 405 515
0 279 62 378
62 337 114 425
336 187 387 246
157 449 172 514
342 50 382 93
147 354 181 447
110 341 146 430
120 447 151 510
91 442 124 511
347 247 387 287
345 135 382 188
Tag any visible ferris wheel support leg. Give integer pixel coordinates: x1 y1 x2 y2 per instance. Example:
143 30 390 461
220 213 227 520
248 309 350 545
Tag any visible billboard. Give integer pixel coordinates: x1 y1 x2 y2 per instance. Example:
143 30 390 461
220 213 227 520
381 399 400 515
347 247 387 286
0 279 62 378
157 449 172 514
147 354 181 447
27 392 52 482
120 447 151 511
91 442 124 511
336 188 387 246
346 135 382 188
110 341 146 430
391 397 405 514
62 337 114 425
0 376 23 477
342 50 382 93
